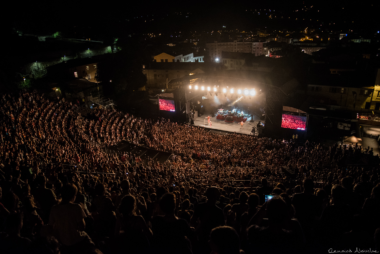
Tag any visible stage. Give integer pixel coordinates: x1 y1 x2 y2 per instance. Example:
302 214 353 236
193 115 264 135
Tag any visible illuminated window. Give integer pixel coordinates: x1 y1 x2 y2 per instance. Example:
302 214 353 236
93 64 97 69
74 72 78 78
86 66 89 70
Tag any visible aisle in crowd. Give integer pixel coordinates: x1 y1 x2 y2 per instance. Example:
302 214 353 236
0 91 380 254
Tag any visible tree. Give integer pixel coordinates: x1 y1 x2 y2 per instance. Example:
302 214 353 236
31 62 47 79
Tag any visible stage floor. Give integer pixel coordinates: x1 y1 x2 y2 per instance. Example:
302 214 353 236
193 115 264 135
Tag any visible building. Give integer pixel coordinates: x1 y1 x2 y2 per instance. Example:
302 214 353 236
252 42 265 56
68 63 98 82
205 40 265 61
153 52 176 62
294 68 380 124
220 52 247 70
46 57 101 83
174 53 204 62
153 52 204 63
142 62 223 88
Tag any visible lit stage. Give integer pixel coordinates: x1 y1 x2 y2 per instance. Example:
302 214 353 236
193 115 264 135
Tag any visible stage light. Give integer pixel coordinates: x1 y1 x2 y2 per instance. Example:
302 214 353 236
195 85 198 90
207 87 211 91
230 88 234 93
215 58 219 62
237 89 242 94
223 88 227 93
214 87 217 92
189 85 192 89
250 89 256 96
244 89 249 95
201 86 205 91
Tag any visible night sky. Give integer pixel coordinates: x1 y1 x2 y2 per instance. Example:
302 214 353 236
7 0 380 36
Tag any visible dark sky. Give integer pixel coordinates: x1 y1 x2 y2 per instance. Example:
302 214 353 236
9 0 379 35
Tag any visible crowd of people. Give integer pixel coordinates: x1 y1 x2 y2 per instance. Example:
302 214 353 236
0 90 380 254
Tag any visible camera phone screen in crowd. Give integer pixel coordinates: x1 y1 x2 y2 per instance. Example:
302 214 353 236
265 195 274 202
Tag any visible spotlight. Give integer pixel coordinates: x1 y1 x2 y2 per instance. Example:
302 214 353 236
189 85 192 89
207 87 211 91
213 87 217 92
250 89 256 96
215 58 219 62
230 88 234 94
237 89 242 94
201 86 205 91
195 85 198 90
244 89 249 95
223 88 227 93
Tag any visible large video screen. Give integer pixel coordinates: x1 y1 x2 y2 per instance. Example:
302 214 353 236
281 114 306 130
159 99 175 112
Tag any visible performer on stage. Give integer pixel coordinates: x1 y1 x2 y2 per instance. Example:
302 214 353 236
207 116 211 125
240 121 244 129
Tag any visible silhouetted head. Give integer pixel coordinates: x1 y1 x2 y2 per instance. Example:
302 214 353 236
210 226 240 254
